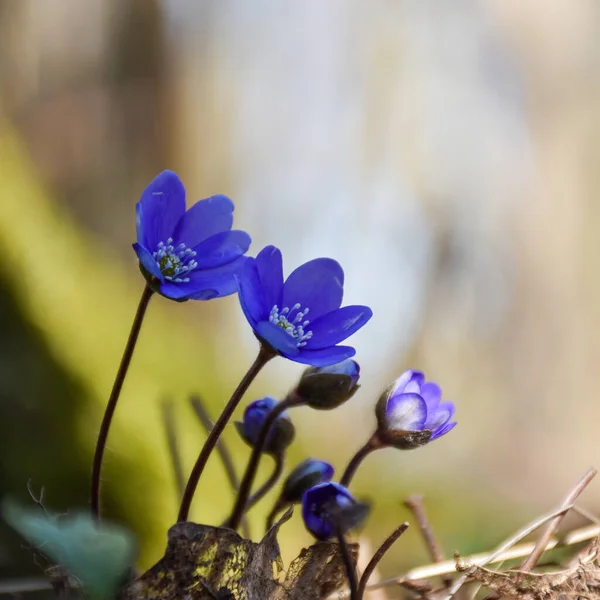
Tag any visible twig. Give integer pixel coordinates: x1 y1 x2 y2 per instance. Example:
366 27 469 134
0 577 53 595
442 502 580 600
26 480 50 518
405 494 453 589
572 504 600 525
342 503 576 599
357 522 409 598
189 395 250 539
161 400 185 498
519 467 596 574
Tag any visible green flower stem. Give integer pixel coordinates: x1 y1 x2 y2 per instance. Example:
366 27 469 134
339 433 383 488
178 343 276 522
91 283 154 520
226 394 302 531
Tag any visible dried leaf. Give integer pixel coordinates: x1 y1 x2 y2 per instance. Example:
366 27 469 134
279 541 359 600
121 507 358 600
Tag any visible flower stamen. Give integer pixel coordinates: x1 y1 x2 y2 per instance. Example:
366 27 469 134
269 304 313 347
153 238 198 283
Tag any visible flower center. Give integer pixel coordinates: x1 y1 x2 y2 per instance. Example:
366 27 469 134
153 238 198 283
269 303 313 347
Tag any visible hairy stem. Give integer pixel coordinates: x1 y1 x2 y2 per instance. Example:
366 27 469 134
178 344 275 522
339 434 381 488
337 529 358 600
91 284 153 519
190 395 250 538
226 394 301 531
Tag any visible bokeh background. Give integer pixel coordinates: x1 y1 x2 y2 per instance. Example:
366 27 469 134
1 1 599 597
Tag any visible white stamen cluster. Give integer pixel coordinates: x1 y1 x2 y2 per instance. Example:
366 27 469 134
269 303 313 347
153 238 198 283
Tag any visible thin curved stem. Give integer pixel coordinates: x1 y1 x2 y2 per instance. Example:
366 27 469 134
339 434 381 488
265 497 285 533
246 451 285 513
226 394 302 531
91 284 153 520
178 344 275 522
336 529 358 600
357 522 409 598
161 399 186 498
220 452 285 529
190 395 250 539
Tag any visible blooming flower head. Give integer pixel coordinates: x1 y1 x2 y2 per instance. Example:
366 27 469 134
235 397 295 455
296 359 361 409
133 170 251 301
375 370 456 449
237 246 373 366
302 482 369 540
282 458 335 504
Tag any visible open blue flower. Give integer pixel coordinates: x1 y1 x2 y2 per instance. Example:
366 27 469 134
133 170 251 301
376 369 456 449
237 246 373 366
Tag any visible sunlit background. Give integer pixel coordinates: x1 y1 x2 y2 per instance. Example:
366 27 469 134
1 1 599 597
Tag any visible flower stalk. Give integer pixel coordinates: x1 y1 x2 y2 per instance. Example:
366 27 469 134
177 343 276 522
91 283 154 519
225 393 303 531
339 433 383 488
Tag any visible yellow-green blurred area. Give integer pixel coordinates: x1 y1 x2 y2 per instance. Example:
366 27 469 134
1 1 600 597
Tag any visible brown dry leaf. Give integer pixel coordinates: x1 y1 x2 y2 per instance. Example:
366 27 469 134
278 541 359 600
120 508 357 600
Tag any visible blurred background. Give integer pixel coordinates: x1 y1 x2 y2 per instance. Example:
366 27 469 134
1 0 599 597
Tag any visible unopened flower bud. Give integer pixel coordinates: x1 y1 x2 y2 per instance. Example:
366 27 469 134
235 397 295 455
282 459 334 504
375 370 456 450
295 359 360 409
302 482 370 540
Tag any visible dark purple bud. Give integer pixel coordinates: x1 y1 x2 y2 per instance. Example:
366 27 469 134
375 370 456 449
302 482 370 540
296 359 361 409
235 397 295 455
282 459 335 504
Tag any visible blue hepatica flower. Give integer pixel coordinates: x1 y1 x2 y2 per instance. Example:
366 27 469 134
302 482 368 540
133 170 251 301
376 369 456 449
237 246 373 366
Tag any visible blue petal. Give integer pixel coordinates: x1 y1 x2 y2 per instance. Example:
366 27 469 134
254 321 300 357
292 345 356 367
426 401 455 432
431 421 457 440
132 243 163 280
385 393 427 431
237 259 268 326
192 230 251 269
389 370 425 396
172 194 234 248
303 305 372 349
160 256 247 300
255 246 284 310
421 382 442 411
282 258 344 319
137 171 186 250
